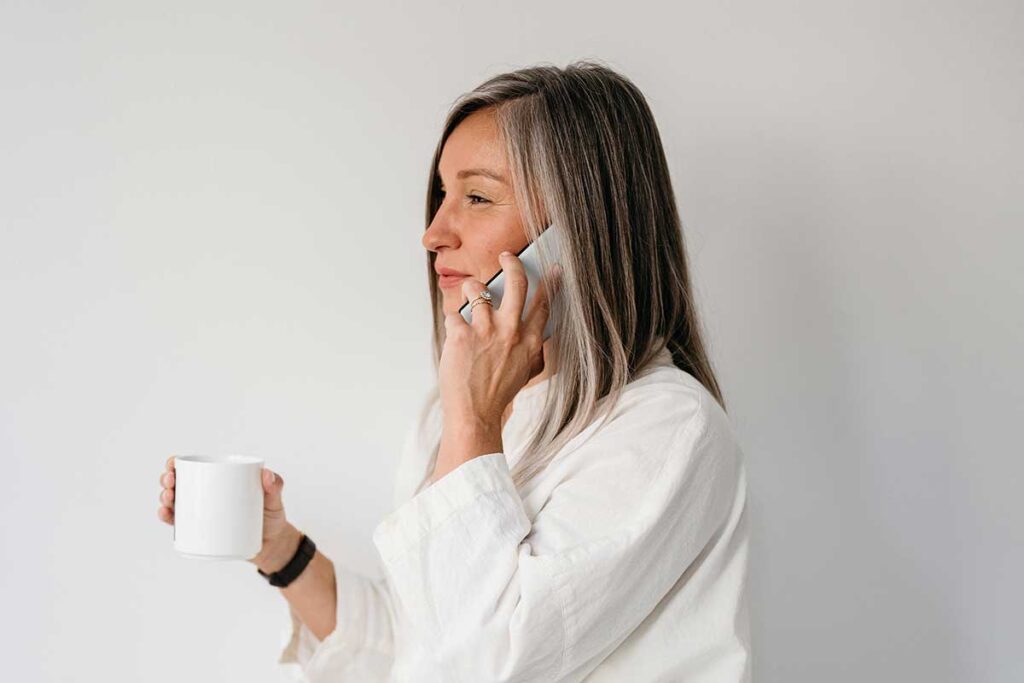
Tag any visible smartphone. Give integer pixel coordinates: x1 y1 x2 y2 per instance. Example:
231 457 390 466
459 223 563 341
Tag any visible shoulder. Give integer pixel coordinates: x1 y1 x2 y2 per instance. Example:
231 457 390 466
598 363 713 447
577 363 744 491
527 364 746 558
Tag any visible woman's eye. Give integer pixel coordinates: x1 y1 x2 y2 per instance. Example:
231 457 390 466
437 188 489 205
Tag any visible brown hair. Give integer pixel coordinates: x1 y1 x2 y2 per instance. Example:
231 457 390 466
417 59 726 492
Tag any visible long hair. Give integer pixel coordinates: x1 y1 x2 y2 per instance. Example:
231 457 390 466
415 59 726 493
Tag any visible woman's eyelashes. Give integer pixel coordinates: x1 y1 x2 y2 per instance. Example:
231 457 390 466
438 189 491 205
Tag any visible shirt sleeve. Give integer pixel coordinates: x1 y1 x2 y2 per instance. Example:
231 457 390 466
276 400 435 681
276 566 396 681
370 386 741 682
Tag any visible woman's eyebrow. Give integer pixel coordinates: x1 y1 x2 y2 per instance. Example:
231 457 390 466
437 167 508 184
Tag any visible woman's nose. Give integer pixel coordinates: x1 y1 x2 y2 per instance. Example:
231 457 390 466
423 216 458 252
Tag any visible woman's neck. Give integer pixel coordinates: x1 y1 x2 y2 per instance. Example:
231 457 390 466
503 337 557 430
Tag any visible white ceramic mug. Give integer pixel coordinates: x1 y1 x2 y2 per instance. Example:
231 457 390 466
173 454 264 560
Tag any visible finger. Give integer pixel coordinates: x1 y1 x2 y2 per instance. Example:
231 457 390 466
166 455 175 471
444 309 469 335
160 470 175 488
524 263 561 337
460 277 494 332
161 487 174 505
495 251 528 327
158 506 174 524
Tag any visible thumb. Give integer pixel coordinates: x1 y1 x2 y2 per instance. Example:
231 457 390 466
262 468 285 509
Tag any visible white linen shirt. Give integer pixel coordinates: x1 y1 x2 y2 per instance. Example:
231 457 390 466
277 347 752 682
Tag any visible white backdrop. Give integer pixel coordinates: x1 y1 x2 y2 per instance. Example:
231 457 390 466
1 2 1021 681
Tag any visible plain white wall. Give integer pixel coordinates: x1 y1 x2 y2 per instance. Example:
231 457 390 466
1 1 1020 681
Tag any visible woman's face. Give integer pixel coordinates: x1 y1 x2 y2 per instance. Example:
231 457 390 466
423 108 529 316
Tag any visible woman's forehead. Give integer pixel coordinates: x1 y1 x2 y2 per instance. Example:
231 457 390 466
439 112 507 176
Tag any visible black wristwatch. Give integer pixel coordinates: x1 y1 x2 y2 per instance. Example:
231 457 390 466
257 534 316 588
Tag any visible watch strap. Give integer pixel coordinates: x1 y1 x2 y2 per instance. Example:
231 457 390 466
257 534 316 588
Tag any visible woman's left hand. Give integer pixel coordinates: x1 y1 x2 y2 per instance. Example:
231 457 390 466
434 251 561 478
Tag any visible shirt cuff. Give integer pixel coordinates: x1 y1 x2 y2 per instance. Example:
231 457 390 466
371 452 529 565
277 563 395 678
278 602 322 667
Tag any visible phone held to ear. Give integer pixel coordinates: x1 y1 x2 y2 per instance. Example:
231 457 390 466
458 223 563 342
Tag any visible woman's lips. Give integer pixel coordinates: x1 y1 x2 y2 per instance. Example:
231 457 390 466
438 274 468 288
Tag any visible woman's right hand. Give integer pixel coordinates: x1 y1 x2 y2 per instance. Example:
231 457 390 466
158 455 302 574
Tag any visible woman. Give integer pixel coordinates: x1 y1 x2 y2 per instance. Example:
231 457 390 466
158 60 751 682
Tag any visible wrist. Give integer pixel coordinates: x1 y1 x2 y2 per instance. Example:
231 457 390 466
443 410 502 441
255 523 303 575
434 420 503 482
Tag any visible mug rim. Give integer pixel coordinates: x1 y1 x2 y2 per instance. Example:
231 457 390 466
174 454 264 466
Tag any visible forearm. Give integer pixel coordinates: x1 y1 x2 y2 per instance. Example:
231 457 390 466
257 523 338 641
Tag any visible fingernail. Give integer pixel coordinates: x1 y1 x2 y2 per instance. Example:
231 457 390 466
499 251 511 258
